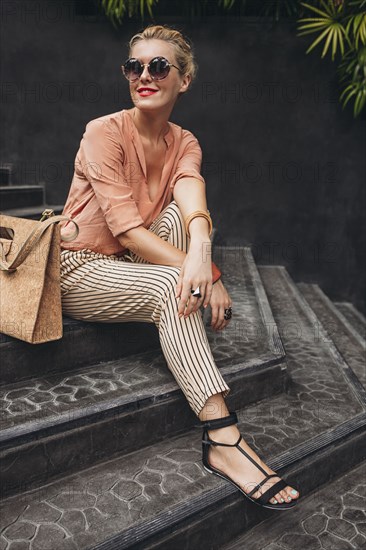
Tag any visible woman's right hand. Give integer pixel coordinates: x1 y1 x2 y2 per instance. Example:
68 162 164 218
206 279 232 331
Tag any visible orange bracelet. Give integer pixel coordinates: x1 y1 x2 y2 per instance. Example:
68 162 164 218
212 261 221 284
185 210 213 239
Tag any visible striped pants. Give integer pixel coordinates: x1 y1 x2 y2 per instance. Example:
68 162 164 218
60 201 230 417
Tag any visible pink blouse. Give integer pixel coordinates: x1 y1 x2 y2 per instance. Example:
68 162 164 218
59 109 205 256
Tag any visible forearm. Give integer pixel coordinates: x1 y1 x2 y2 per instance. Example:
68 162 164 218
118 226 186 267
173 177 212 260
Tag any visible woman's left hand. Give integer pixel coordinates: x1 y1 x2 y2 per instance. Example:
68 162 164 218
175 243 212 318
207 279 232 331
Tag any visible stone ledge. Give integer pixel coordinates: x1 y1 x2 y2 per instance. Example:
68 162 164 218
0 356 287 498
225 458 366 550
297 282 366 389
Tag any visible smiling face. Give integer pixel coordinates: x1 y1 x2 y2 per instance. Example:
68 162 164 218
128 39 191 113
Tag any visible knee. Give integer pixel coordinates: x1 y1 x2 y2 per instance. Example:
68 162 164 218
164 266 181 286
157 266 181 299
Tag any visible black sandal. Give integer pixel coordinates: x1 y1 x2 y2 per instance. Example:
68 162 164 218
201 411 298 510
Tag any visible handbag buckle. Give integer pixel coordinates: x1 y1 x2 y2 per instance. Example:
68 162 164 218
40 209 55 222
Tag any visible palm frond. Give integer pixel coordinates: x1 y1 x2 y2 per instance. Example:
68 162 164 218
298 1 348 60
99 0 158 26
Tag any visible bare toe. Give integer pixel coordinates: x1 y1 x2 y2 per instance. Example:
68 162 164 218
279 489 288 502
289 486 299 499
284 488 293 502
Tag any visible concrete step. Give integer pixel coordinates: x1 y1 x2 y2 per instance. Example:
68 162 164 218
0 349 287 499
0 246 287 497
0 380 363 549
223 459 366 550
0 316 160 386
334 301 366 342
0 185 45 210
297 283 366 388
1 204 64 219
1 265 364 548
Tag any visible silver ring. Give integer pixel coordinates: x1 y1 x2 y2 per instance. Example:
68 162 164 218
224 307 232 320
191 285 202 298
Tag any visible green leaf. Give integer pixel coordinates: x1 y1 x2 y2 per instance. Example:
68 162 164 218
332 27 338 59
300 2 330 18
297 22 330 31
353 89 365 115
297 17 329 23
338 26 345 56
322 27 334 58
358 100 366 118
341 88 357 106
320 0 334 15
305 27 332 55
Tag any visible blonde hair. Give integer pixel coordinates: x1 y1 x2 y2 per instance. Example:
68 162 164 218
128 25 198 91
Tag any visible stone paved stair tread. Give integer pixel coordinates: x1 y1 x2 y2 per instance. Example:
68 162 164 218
0 348 171 435
257 266 365 408
223 460 366 550
297 283 366 386
0 318 161 386
0 396 364 550
1 264 366 549
204 246 285 361
334 301 366 341
0 345 281 439
0 419 258 550
0 357 287 499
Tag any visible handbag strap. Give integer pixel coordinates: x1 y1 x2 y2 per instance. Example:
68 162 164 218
0 215 79 272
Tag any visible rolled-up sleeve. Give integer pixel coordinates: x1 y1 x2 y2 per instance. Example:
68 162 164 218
80 118 144 237
169 131 206 190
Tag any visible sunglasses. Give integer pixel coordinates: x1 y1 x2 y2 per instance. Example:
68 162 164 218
121 56 180 82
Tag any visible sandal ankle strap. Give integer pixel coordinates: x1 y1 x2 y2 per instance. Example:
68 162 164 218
201 411 238 431
202 433 242 447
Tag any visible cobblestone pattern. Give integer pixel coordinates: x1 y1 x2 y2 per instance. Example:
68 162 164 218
0 350 171 430
225 461 366 550
0 248 275 431
298 284 366 386
334 302 366 343
0 266 363 548
0 435 218 550
243 267 364 454
205 246 278 363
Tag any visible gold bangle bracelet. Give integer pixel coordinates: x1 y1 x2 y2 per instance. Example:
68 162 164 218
185 210 213 239
186 211 212 238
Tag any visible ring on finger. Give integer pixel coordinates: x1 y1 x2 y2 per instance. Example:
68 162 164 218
191 285 202 298
224 306 232 320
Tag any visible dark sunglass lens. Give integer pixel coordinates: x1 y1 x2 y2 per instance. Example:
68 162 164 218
124 59 142 80
150 57 170 80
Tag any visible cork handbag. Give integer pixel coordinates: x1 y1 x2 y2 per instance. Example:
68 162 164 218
0 209 79 344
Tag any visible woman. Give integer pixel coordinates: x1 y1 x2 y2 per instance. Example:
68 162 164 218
59 25 300 510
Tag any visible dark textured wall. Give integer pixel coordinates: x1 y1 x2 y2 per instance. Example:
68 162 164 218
1 0 365 313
